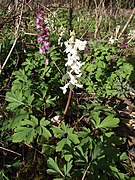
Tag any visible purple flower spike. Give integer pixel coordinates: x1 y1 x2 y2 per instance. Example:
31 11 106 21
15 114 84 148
35 8 51 65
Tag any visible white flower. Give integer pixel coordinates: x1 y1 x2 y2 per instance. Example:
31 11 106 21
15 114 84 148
64 42 73 53
60 83 70 94
68 71 77 85
109 36 115 44
58 26 66 46
75 39 87 50
71 61 83 74
51 115 60 124
75 83 83 88
68 71 83 88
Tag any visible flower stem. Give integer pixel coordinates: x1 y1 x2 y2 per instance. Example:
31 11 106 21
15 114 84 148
63 89 73 117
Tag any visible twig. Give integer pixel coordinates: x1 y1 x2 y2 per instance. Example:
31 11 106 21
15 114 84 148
1 36 19 70
118 8 135 39
53 62 64 76
81 160 91 180
78 115 85 122
0 147 21 156
127 34 135 43
24 32 37 36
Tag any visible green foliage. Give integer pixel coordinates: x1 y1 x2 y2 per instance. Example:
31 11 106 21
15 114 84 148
51 122 79 161
82 43 133 98
47 157 73 179
12 116 52 143
48 106 127 179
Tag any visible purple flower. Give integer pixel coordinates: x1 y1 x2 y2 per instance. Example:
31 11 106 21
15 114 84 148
36 9 44 20
43 41 50 50
36 8 50 64
39 46 46 55
37 33 48 43
85 50 90 54
120 43 128 49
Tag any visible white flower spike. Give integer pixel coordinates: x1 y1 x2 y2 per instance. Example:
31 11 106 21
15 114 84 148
60 31 87 94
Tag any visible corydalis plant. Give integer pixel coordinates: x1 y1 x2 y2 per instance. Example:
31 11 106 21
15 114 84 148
60 31 87 94
36 9 50 65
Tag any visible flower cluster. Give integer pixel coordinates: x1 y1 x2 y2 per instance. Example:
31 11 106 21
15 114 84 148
60 31 87 94
58 26 66 46
36 9 50 65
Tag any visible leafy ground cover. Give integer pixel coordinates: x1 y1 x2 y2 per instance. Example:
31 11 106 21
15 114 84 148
0 1 135 179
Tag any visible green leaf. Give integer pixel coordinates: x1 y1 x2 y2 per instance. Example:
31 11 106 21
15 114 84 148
91 112 101 127
25 128 35 143
21 120 35 127
120 152 127 161
97 116 119 129
92 142 103 161
6 102 22 111
75 146 88 163
47 158 64 177
27 94 34 105
68 134 79 144
56 138 67 152
51 126 65 138
61 122 67 132
12 69 27 82
40 118 50 126
12 119 37 143
64 160 73 176
64 152 73 162
9 110 29 129
6 90 24 110
31 115 38 125
21 116 38 127
41 126 52 140
42 144 54 155
46 95 56 108
78 128 90 138
12 127 30 142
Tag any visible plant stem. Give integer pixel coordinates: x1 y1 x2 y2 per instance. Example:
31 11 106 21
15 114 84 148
81 160 91 180
63 89 73 117
69 0 73 32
